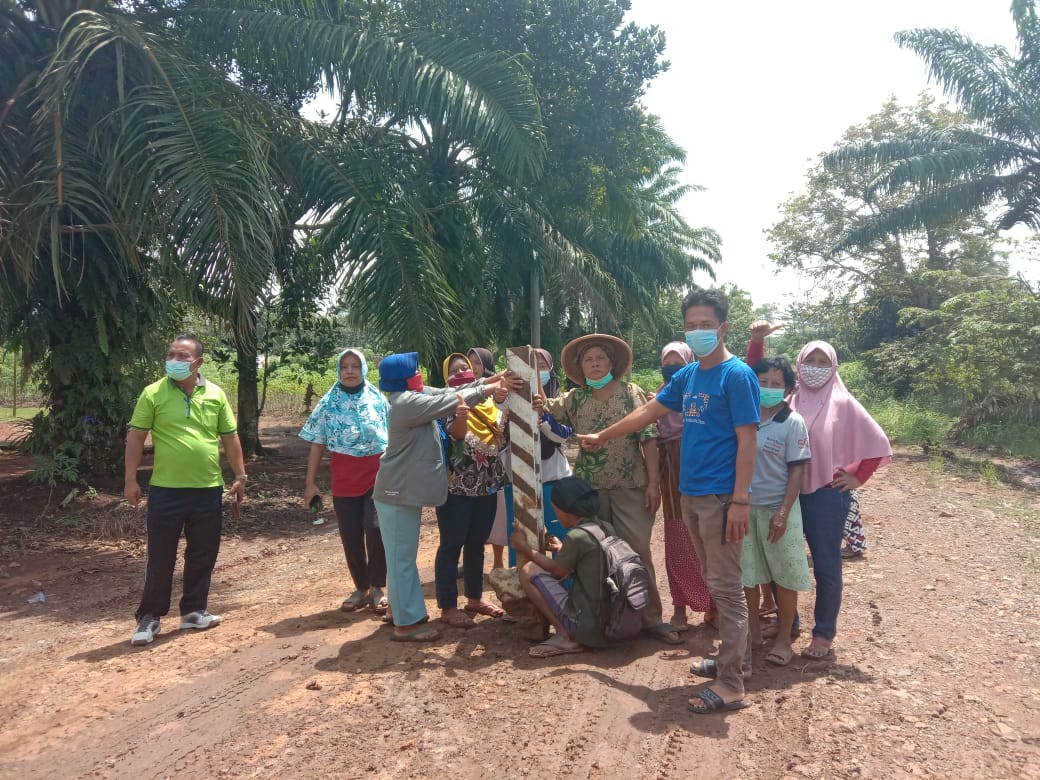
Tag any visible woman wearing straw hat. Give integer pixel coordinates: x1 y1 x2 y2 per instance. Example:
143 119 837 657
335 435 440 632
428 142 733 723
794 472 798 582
536 334 682 645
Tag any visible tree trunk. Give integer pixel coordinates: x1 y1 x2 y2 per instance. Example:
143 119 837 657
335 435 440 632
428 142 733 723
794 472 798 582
234 337 263 457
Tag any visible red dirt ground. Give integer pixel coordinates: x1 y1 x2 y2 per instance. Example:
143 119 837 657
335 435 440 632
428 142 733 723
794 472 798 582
0 419 1038 779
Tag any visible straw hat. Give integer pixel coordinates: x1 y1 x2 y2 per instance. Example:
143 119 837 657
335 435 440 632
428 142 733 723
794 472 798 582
559 333 634 387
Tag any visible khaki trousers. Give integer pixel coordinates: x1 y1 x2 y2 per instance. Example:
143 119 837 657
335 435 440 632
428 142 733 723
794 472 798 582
680 493 752 694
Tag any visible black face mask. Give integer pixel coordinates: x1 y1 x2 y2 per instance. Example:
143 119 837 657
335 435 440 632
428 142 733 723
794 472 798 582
661 364 682 382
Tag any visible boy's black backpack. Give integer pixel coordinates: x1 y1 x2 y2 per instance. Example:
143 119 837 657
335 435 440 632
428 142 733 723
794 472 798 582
575 520 650 641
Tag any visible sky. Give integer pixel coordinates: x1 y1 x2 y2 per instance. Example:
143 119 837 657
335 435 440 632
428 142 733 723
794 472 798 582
624 1 1022 309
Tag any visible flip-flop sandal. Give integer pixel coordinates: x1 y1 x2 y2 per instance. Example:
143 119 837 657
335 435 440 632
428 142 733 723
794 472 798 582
464 602 506 619
765 646 794 666
528 635 584 658
341 590 372 612
800 640 834 660
687 688 747 715
762 622 802 640
646 623 684 645
369 588 389 615
390 624 440 642
673 621 691 633
689 658 718 679
442 611 477 629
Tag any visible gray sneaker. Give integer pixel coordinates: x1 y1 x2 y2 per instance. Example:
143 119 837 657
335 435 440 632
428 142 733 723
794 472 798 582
179 610 221 630
131 615 160 646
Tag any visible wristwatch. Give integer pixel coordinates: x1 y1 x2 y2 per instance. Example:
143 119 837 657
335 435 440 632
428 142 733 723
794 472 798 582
233 474 248 482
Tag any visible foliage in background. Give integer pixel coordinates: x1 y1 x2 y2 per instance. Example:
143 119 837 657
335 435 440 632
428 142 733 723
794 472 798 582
823 0 1040 248
1 0 548 466
359 0 720 380
768 93 1038 452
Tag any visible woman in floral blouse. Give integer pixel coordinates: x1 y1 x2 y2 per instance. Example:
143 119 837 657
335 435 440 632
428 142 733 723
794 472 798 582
300 349 390 614
538 334 682 644
436 353 511 628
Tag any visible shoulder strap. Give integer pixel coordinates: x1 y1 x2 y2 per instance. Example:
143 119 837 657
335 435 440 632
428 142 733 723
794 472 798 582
571 522 609 604
576 521 607 544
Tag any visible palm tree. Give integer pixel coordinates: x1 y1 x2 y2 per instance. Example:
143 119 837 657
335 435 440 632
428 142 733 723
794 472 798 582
823 0 1040 250
0 0 544 467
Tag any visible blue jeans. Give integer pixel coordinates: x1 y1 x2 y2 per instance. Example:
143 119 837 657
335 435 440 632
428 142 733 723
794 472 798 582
136 486 223 619
373 501 427 626
434 493 497 609
800 486 851 641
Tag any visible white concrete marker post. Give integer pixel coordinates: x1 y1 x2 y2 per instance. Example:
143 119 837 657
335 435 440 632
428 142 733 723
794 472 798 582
505 346 544 561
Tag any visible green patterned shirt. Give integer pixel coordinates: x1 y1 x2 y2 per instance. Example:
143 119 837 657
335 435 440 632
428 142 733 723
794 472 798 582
545 381 657 489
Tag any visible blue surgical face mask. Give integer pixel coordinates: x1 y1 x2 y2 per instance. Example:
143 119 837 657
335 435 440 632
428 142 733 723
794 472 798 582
661 364 682 382
759 387 786 407
684 328 720 357
585 372 613 390
165 360 193 381
539 370 552 387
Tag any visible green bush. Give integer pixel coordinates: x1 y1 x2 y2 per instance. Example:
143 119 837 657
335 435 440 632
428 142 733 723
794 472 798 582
961 423 1040 461
864 397 952 446
629 369 662 395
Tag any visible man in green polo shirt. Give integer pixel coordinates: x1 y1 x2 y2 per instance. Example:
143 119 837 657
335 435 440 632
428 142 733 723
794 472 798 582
124 335 247 646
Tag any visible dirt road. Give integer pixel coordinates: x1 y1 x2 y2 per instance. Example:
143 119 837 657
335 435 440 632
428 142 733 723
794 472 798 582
1 427 1038 779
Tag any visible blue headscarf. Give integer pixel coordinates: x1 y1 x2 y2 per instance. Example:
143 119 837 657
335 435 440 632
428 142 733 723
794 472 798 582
378 352 420 392
299 349 389 457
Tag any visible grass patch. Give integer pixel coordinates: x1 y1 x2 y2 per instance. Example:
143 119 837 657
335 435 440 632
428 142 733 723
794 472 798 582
0 406 41 422
960 422 1040 461
864 398 952 447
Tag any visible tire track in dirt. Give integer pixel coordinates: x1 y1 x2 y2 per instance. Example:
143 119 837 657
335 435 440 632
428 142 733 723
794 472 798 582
2 453 1039 779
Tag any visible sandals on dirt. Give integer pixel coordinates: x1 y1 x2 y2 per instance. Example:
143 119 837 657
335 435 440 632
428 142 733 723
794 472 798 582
645 622 684 645
687 688 747 715
765 645 795 666
390 623 440 643
341 589 372 612
464 601 506 619
441 609 476 629
370 587 389 615
529 634 584 658
689 658 718 679
800 638 834 660
762 621 801 641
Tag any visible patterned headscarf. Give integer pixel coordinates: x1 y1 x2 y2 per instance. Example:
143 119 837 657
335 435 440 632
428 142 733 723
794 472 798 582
299 349 389 456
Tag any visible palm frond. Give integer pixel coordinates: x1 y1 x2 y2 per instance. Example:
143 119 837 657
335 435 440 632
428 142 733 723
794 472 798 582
183 9 546 181
831 176 1009 252
894 27 1032 137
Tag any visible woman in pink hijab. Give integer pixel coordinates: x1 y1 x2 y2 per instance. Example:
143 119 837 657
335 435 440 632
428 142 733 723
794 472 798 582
789 340 892 659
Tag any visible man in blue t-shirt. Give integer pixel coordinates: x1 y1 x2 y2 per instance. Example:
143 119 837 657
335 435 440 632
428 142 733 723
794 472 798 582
578 287 760 714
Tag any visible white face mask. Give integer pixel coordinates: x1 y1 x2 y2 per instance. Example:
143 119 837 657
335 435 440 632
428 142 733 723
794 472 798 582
799 365 832 389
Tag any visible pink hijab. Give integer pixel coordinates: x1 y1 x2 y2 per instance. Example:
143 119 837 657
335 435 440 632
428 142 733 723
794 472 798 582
656 341 694 443
790 340 893 494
